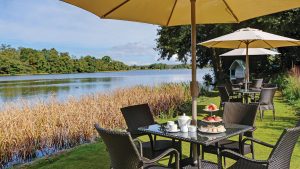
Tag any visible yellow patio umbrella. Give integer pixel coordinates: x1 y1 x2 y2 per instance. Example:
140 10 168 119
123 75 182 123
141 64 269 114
62 0 300 163
200 27 300 90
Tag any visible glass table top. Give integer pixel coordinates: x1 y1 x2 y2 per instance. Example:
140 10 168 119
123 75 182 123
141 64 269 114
138 122 253 146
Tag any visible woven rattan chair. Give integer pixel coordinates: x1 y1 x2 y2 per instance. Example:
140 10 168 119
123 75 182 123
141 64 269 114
217 86 243 109
250 79 263 90
225 80 240 92
94 124 180 169
121 104 181 159
221 121 300 169
252 88 277 120
202 103 258 166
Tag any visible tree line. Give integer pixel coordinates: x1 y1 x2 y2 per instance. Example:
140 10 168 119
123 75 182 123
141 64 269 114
0 45 190 75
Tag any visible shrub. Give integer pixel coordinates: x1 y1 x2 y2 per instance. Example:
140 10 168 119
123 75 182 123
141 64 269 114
272 73 300 103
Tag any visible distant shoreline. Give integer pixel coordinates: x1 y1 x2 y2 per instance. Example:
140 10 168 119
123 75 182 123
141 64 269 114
0 68 200 77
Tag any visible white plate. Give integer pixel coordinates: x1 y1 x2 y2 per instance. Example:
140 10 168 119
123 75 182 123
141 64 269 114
167 129 180 133
203 109 220 112
198 128 226 134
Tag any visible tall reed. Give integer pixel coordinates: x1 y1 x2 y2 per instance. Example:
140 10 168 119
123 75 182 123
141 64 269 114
0 83 190 166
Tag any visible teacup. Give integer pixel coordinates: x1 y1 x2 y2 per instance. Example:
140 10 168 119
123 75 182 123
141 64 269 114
180 126 188 133
188 125 197 132
167 121 175 128
169 124 178 131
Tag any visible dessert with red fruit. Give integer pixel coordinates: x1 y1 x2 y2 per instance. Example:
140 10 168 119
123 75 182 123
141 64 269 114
204 103 219 111
202 115 222 123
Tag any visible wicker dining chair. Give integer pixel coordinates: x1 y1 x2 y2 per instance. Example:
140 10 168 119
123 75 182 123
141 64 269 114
121 104 181 159
220 121 300 169
225 80 240 92
201 102 258 166
252 87 277 120
94 124 180 169
217 86 243 109
250 79 263 90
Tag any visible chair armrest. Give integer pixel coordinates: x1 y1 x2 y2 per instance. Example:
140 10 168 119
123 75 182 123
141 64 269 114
142 148 180 169
242 137 275 149
133 138 143 157
248 126 257 132
221 149 269 164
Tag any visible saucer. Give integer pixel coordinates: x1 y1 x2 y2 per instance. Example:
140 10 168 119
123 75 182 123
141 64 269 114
167 129 180 133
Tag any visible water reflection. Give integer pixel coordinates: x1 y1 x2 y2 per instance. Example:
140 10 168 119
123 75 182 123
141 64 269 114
0 69 212 104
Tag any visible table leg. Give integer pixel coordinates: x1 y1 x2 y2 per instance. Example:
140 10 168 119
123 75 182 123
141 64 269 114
215 142 221 169
192 143 198 165
244 94 249 103
197 144 201 169
190 143 202 168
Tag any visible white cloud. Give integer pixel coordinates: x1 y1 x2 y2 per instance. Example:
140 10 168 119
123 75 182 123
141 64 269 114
106 42 154 57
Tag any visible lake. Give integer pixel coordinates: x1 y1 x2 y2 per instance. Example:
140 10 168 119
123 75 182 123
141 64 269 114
0 69 212 104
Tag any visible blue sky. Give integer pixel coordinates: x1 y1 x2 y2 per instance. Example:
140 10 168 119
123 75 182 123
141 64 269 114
0 0 180 65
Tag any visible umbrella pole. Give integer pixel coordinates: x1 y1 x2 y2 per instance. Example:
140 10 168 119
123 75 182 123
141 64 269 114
245 43 249 90
190 0 199 164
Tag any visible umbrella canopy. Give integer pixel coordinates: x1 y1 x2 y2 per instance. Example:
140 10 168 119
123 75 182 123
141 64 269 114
220 48 280 56
200 27 300 48
200 28 300 89
63 0 300 26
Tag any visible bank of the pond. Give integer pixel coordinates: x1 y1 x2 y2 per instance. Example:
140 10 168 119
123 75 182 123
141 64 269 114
16 92 300 169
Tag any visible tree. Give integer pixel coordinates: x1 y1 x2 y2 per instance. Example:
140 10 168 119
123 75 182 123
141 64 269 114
102 56 112 63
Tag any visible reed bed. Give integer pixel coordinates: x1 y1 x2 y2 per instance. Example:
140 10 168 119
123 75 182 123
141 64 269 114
0 83 190 166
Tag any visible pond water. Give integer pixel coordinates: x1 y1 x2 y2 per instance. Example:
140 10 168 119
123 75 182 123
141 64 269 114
0 69 212 104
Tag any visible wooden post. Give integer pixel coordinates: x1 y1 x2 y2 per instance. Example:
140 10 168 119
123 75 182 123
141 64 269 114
190 0 197 125
245 43 249 91
190 0 198 164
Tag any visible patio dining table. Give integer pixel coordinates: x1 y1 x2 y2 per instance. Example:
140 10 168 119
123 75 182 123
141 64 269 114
236 89 261 103
138 121 253 169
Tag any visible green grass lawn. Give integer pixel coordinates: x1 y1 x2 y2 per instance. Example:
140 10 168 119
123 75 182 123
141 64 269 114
16 92 300 169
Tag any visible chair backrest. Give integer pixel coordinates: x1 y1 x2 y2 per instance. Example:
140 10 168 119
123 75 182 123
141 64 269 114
217 86 230 103
268 122 300 169
223 102 258 137
224 81 234 96
94 124 142 169
263 83 277 88
259 88 277 105
251 78 263 89
121 104 155 133
235 78 244 84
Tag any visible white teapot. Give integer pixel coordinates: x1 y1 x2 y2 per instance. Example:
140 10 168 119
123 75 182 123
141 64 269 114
178 113 191 133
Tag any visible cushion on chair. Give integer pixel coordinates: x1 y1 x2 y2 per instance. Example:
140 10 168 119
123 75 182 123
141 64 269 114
141 140 181 159
228 158 267 169
203 139 252 160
